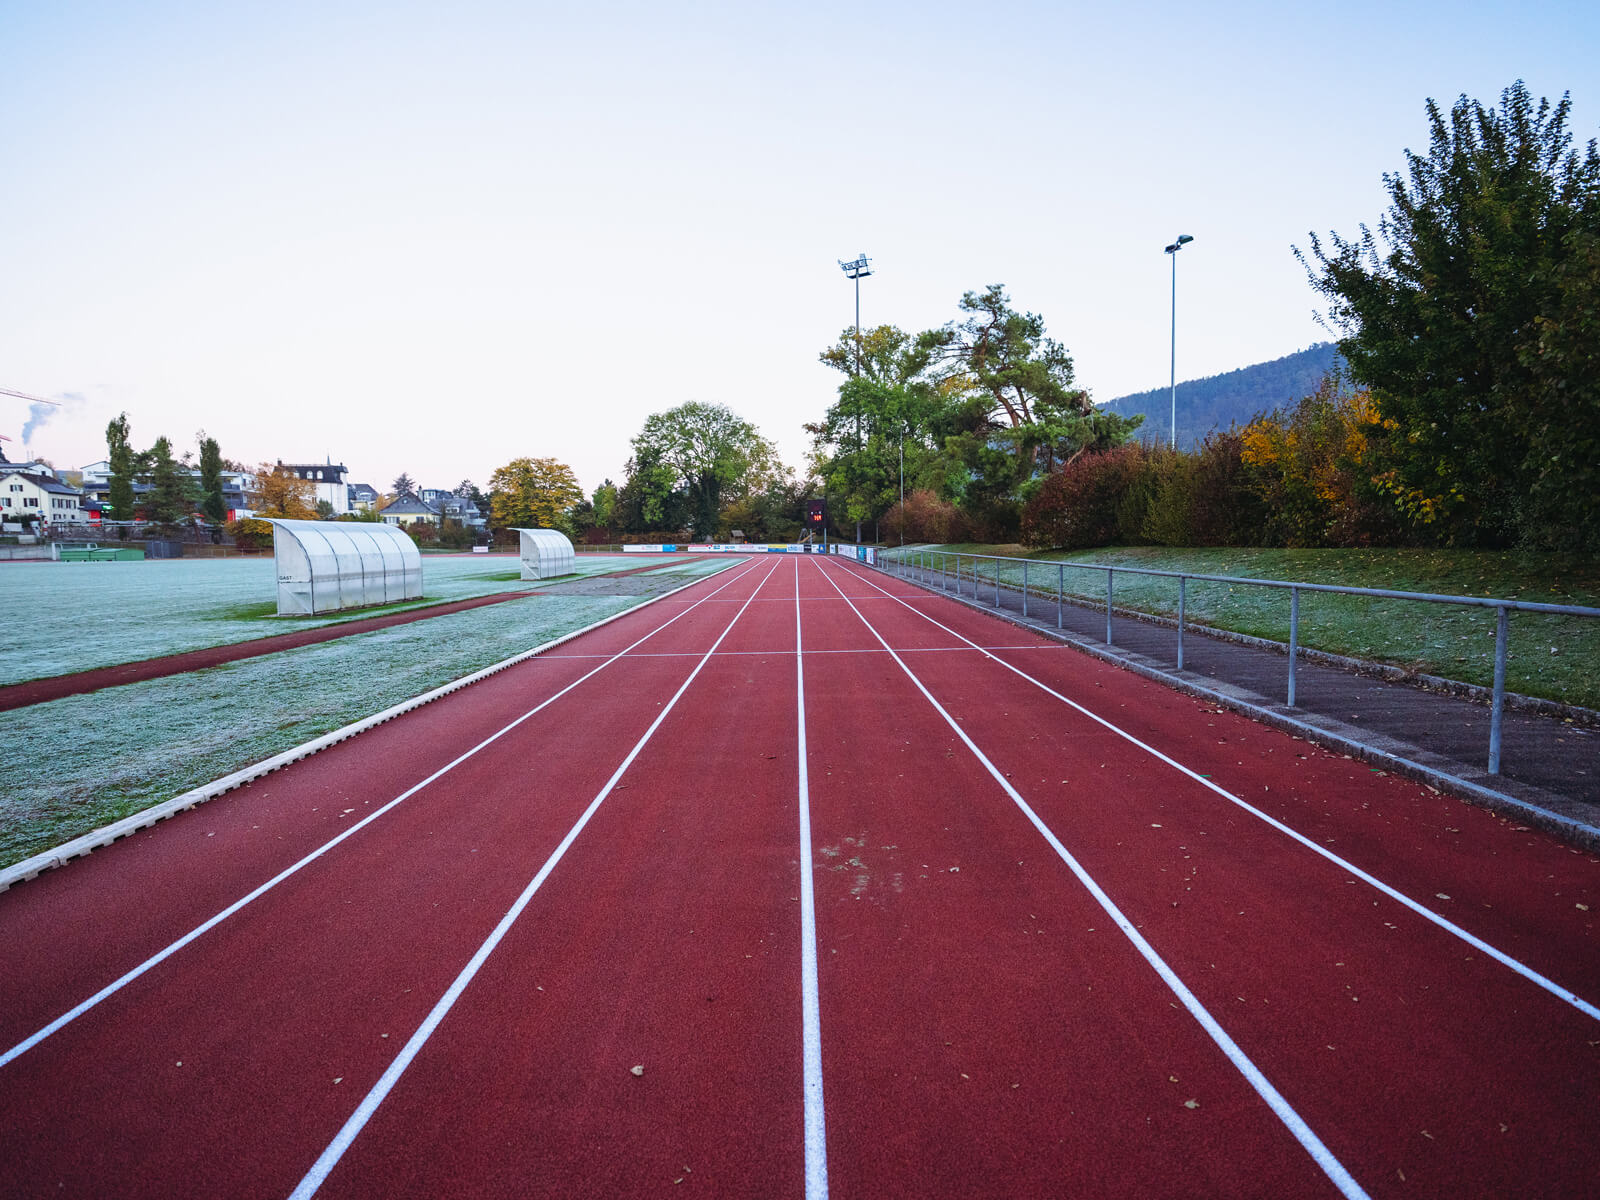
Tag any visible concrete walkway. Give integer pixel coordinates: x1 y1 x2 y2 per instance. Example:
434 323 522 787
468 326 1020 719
879 557 1600 850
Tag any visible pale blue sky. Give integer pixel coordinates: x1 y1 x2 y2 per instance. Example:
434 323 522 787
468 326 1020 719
4 0 1596 494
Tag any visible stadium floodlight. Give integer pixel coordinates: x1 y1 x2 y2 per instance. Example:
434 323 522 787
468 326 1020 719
838 252 873 541
838 253 872 349
1163 234 1194 450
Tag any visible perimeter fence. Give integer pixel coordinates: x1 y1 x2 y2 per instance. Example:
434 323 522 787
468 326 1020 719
879 548 1600 778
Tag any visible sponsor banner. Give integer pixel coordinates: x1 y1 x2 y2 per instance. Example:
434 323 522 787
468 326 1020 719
622 544 678 553
827 543 876 563
685 543 807 553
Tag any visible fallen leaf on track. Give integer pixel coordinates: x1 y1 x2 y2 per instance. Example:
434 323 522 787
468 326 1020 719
630 1065 644 1077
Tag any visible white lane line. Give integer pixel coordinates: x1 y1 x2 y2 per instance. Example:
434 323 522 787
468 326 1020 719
794 558 829 1200
835 560 1600 1024
0 559 768 1074
814 559 1371 1200
288 559 784 1199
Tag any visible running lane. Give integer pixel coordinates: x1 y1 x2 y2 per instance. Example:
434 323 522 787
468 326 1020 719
798 555 1350 1198
296 557 817 1198
821 556 1600 1198
0 560 786 1199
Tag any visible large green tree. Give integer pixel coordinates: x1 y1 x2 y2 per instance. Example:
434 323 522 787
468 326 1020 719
105 413 136 522
812 325 946 540
1299 81 1600 546
141 436 194 527
628 402 780 537
488 457 583 532
198 433 227 523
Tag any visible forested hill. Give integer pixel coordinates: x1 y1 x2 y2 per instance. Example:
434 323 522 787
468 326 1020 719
1099 342 1342 450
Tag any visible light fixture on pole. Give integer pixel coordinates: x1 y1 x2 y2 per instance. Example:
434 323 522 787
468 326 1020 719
1163 234 1194 450
838 253 872 375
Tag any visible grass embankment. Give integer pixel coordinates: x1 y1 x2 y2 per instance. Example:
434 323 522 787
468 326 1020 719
898 545 1600 710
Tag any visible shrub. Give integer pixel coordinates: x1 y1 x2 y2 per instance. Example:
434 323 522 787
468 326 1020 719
1022 443 1149 549
225 517 275 552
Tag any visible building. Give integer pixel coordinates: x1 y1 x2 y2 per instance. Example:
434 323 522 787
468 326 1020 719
419 488 487 529
277 461 351 516
348 482 381 512
77 460 256 522
378 493 440 527
1 467 87 526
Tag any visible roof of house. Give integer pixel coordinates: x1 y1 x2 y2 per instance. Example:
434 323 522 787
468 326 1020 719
1 469 82 496
378 494 439 515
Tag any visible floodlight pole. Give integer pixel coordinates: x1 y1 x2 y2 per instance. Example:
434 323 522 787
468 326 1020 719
838 252 873 542
1163 234 1194 450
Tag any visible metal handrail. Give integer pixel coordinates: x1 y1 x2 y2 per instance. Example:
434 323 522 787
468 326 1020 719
880 547 1600 776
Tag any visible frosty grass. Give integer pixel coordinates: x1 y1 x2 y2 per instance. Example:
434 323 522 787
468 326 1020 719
0 551 667 686
3 555 736 868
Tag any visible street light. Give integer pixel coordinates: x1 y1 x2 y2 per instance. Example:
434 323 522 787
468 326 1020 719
1163 234 1194 450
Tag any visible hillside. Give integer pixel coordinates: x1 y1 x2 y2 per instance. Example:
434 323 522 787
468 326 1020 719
1099 342 1342 450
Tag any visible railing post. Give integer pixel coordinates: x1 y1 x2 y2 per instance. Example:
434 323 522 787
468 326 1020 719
1287 586 1299 707
1105 568 1114 644
1022 559 1029 618
1177 575 1186 671
994 559 1001 607
1057 563 1063 629
1489 606 1508 774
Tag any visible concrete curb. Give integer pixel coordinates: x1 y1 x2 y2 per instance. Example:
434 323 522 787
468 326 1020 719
0 568 731 892
876 566 1600 854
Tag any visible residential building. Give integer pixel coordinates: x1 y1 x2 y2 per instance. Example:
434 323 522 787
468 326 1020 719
348 482 381 512
378 494 440 527
278 461 351 515
419 488 487 529
1 467 87 525
77 460 256 522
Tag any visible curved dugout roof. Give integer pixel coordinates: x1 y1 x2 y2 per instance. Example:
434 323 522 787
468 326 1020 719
270 519 423 615
516 528 576 580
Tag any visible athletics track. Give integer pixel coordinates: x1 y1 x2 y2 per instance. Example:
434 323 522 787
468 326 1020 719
0 555 1596 1198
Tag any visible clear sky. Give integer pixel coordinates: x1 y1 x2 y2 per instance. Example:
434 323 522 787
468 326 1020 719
3 0 1596 495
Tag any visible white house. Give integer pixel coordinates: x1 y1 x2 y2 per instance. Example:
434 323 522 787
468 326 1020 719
279 461 351 515
1 468 86 525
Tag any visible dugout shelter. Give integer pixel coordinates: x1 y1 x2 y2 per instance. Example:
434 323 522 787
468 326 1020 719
516 528 576 580
269 519 423 616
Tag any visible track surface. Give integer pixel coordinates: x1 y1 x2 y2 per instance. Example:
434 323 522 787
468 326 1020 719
2 556 1597 1198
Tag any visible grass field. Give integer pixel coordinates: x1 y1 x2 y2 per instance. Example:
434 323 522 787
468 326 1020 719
1 557 737 870
891 545 1600 710
0 553 657 687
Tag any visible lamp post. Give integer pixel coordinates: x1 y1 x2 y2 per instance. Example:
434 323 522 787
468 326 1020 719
898 423 905 546
1163 234 1194 450
838 252 872 542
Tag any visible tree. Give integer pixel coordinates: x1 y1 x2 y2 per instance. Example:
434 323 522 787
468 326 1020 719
813 325 949 540
917 285 1137 474
488 457 583 532
141 437 194 527
629 402 780 537
198 433 227 523
391 472 416 498
254 463 318 519
1298 81 1600 546
106 413 136 522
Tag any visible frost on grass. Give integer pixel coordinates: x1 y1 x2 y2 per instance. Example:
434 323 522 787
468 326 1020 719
0 555 686 687
0 594 638 868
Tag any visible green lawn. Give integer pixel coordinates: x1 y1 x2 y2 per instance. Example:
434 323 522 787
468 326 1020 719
889 545 1600 710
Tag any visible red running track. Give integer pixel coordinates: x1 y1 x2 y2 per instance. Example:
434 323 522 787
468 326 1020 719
1 555 1596 1199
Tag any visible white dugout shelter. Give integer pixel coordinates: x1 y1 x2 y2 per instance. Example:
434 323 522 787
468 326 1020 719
270 519 423 615
516 528 576 580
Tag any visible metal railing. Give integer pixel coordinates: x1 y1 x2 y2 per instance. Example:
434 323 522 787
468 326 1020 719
880 548 1600 776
